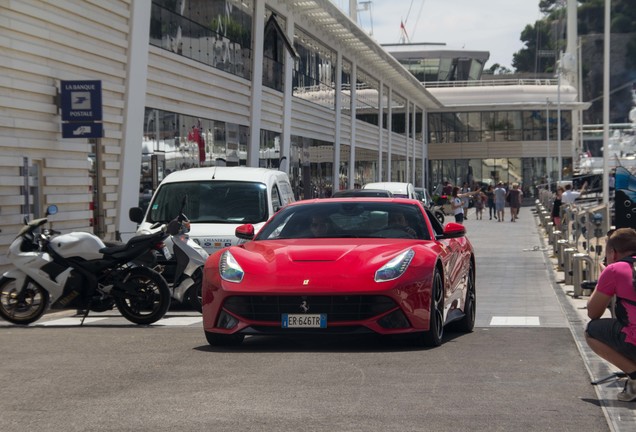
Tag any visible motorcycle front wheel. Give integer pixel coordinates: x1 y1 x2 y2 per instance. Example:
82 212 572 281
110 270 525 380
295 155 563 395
0 277 49 325
113 267 170 325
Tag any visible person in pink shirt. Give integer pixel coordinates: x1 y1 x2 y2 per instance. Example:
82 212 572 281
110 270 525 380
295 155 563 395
586 228 636 402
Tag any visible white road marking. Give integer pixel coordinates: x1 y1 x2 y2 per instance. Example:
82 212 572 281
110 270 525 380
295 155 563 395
153 316 202 326
41 317 109 326
489 316 540 326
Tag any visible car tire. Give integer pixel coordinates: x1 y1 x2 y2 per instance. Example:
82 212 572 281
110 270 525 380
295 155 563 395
455 261 476 333
415 268 444 347
205 331 245 346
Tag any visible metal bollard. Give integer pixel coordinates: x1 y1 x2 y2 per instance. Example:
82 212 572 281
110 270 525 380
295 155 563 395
542 212 551 229
563 248 576 285
572 253 594 297
550 229 562 247
556 239 569 262
557 240 571 269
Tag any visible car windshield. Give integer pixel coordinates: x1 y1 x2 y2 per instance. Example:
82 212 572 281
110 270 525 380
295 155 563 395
256 201 430 240
147 181 268 224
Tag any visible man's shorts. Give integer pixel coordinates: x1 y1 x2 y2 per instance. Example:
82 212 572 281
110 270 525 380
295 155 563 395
586 318 636 360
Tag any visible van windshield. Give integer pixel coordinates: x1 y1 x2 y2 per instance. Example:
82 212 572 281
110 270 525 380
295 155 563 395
147 181 268 224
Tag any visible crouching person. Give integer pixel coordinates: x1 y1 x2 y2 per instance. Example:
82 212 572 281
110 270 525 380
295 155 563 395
586 227 636 402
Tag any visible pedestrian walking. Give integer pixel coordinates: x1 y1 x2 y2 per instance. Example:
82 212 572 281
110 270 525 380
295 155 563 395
474 189 486 220
485 185 496 220
506 183 522 222
494 182 507 222
460 182 471 219
551 186 564 229
451 186 481 224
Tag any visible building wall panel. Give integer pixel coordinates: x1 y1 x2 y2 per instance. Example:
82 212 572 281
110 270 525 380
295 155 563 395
0 0 131 269
291 99 336 142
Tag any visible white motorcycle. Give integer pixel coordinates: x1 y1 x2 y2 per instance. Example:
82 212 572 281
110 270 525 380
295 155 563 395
130 196 208 312
0 205 171 325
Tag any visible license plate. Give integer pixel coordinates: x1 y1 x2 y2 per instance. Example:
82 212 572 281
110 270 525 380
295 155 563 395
162 246 172 260
282 314 327 328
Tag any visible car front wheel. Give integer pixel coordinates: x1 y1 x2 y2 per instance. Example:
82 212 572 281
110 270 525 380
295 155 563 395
455 261 476 333
414 268 444 347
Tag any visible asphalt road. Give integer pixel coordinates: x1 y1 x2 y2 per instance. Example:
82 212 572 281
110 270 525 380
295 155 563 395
1 325 607 432
0 206 613 431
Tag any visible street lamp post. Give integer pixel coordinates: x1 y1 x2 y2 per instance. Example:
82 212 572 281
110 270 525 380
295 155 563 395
602 0 610 204
546 99 551 191
557 51 562 183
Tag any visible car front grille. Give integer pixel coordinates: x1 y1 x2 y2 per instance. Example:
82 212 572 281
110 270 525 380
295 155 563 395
223 295 397 322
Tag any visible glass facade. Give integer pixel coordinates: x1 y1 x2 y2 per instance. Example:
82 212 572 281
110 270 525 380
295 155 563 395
429 156 572 200
150 0 253 79
428 110 572 144
263 9 286 91
292 28 336 109
141 108 249 189
290 136 334 199
400 56 486 82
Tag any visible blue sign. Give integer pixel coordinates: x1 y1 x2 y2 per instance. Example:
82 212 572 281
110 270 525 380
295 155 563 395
62 122 103 139
61 80 102 122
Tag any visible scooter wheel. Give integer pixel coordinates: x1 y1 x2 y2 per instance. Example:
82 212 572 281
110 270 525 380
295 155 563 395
114 267 171 325
184 270 203 313
0 277 49 325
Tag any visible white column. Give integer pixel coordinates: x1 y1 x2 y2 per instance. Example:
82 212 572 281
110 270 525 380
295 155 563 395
249 0 265 167
567 0 579 165
349 0 357 22
349 63 357 188
411 102 416 184
281 13 294 174
377 81 384 182
405 100 410 183
333 51 343 190
387 87 392 181
116 0 151 241
422 106 428 189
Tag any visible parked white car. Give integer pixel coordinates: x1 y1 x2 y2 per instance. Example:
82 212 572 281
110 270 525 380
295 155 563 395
131 167 295 254
362 182 417 199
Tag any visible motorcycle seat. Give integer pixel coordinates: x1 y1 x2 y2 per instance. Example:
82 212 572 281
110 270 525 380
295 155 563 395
99 231 164 260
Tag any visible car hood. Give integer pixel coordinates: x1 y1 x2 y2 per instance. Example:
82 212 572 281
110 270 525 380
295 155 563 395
222 239 437 292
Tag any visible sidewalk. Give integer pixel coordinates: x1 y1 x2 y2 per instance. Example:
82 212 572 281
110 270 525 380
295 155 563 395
464 204 636 431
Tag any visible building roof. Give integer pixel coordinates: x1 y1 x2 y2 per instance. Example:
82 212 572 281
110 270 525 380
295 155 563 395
285 0 443 109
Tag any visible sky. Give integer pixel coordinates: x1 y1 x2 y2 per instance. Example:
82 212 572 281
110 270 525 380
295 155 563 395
330 0 545 69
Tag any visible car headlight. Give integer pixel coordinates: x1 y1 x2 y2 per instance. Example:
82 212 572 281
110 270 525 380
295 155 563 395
375 249 415 282
219 250 244 283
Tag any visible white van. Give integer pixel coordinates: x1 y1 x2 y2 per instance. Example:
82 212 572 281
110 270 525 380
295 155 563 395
131 167 295 254
362 182 417 199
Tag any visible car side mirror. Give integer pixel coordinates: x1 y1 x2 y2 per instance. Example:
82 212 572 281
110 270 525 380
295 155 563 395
235 224 255 240
441 222 466 239
129 207 144 224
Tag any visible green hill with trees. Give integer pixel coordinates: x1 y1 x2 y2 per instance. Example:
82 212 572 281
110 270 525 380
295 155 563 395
496 0 636 123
